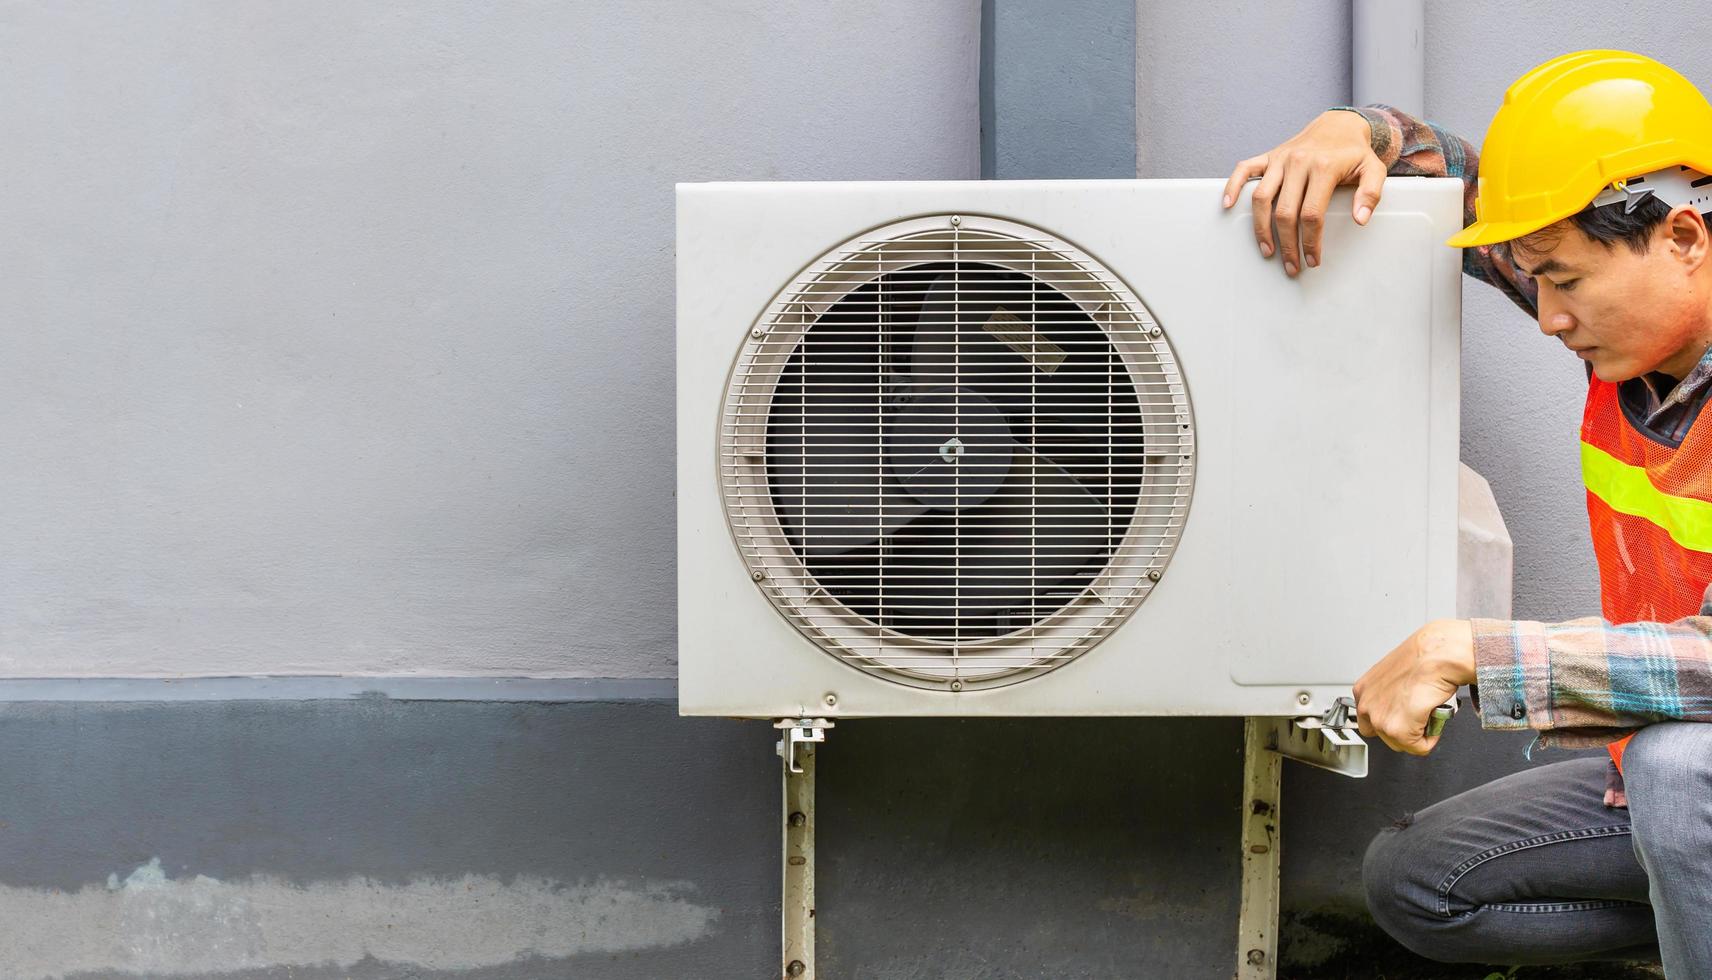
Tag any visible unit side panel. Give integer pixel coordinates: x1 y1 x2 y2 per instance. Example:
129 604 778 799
1223 213 1434 684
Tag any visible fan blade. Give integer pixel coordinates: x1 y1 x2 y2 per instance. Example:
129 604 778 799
769 388 928 557
883 448 1111 634
956 448 1111 595
905 265 1072 404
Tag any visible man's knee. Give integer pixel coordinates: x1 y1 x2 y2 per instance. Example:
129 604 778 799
1622 722 1712 868
1623 722 1712 791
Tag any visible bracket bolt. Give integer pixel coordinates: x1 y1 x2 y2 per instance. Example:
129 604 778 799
1296 691 1312 706
788 811 806 827
823 693 837 707
752 570 767 582
1246 949 1266 966
786 960 806 977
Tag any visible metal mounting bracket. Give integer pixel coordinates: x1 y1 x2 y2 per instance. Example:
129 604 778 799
776 717 830 775
1237 717 1283 978
1236 708 1368 978
1265 699 1369 779
776 718 831 979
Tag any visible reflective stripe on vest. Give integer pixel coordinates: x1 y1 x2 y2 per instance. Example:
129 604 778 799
1582 441 1712 552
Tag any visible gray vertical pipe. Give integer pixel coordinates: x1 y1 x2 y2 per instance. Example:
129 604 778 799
984 0 1135 179
980 0 997 177
1352 0 1424 114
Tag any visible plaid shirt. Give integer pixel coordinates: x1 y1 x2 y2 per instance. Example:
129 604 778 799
1344 105 1712 760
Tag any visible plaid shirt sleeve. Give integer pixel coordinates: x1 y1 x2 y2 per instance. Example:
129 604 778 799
1469 585 1712 748
1334 104 1540 318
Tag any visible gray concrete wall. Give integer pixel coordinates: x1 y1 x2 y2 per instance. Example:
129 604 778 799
0 699 777 978
0 0 979 679
1135 0 1350 179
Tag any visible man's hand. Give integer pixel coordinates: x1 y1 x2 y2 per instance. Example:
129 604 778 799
1221 109 1388 278
1353 619 1477 756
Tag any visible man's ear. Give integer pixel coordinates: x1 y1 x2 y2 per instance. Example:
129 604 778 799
1666 205 1710 271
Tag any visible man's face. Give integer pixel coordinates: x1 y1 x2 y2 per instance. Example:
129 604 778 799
1512 211 1709 382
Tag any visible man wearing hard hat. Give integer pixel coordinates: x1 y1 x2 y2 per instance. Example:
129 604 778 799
1227 51 1712 975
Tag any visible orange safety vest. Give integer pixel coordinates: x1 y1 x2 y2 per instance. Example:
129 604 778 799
1582 375 1712 773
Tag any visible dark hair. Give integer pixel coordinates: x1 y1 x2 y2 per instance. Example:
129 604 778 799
1516 193 1674 256
1568 193 1677 253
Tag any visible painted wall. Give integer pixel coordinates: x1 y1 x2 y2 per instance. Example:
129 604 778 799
1135 0 1350 181
0 0 980 679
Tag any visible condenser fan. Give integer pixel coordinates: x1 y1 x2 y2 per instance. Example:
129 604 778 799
766 260 1147 641
717 214 1193 689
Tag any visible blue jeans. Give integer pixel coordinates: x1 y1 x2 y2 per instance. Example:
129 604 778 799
1362 722 1712 977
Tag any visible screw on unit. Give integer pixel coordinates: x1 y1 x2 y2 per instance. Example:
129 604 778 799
752 570 767 582
1296 691 1312 706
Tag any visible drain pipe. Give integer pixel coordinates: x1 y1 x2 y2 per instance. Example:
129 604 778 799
1352 0 1424 115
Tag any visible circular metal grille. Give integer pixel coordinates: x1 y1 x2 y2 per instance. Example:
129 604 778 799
720 214 1194 690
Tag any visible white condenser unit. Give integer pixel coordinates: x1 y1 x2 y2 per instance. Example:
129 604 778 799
676 179 1462 724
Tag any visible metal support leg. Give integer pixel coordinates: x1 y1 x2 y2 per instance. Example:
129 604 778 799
1236 716 1283 979
777 719 829 980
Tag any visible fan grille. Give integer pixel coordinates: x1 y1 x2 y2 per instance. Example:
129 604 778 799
720 215 1194 690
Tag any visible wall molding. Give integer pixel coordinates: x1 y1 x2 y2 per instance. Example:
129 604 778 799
0 676 677 703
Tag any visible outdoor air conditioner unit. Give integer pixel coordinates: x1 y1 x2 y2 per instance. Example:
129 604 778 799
676 178 1462 724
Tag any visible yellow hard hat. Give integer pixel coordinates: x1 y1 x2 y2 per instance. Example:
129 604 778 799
1447 50 1712 248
